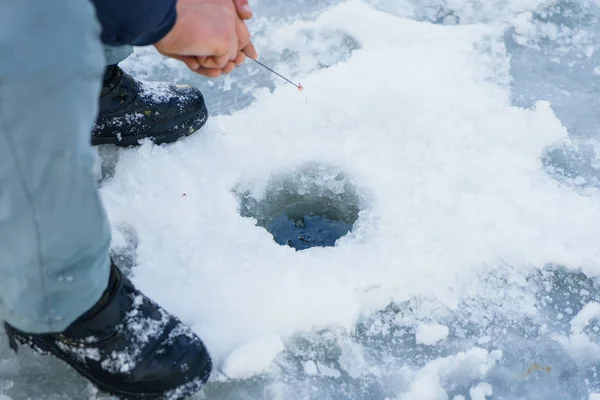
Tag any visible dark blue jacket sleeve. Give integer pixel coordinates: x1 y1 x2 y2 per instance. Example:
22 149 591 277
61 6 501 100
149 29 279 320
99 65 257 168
91 0 177 47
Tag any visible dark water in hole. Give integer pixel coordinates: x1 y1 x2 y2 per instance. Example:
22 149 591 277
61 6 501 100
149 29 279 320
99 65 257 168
236 163 363 250
267 213 352 251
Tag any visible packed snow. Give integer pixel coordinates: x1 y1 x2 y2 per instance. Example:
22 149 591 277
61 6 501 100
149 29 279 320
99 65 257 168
3 0 600 399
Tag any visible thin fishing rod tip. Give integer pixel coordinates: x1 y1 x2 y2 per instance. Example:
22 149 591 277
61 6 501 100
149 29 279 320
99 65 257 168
249 57 302 90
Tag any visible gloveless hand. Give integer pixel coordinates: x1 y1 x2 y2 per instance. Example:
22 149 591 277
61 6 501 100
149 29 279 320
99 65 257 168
154 0 258 77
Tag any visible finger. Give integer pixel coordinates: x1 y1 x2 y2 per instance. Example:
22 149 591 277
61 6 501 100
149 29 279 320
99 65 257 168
161 54 201 71
191 67 223 78
234 51 246 66
234 0 253 20
195 55 209 67
180 56 201 71
236 18 251 51
222 61 236 74
201 53 231 69
202 34 237 68
241 41 258 60
229 29 240 61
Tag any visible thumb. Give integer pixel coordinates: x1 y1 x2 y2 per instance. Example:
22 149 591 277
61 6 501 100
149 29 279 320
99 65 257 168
234 0 253 20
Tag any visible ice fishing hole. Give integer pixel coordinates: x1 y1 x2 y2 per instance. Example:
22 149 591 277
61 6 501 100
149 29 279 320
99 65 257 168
236 163 363 251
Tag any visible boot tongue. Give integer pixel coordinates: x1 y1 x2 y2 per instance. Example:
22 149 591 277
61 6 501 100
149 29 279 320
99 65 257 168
101 65 124 97
62 265 131 341
80 265 120 319
103 65 118 84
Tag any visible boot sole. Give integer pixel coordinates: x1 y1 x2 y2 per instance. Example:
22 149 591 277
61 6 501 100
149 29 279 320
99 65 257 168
91 107 208 148
12 331 211 400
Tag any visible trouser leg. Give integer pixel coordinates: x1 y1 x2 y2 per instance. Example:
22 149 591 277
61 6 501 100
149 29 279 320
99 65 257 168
103 45 134 66
0 0 111 333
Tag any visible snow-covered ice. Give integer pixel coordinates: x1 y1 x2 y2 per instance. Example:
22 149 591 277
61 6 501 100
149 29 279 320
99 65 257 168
4 0 600 399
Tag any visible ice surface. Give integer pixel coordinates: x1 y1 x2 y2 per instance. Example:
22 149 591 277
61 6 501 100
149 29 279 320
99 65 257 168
4 0 600 399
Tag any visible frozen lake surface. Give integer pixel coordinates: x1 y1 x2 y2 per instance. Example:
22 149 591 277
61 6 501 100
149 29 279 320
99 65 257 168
4 0 600 399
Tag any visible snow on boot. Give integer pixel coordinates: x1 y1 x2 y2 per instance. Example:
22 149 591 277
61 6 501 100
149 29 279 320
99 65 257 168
4 263 212 400
92 65 208 147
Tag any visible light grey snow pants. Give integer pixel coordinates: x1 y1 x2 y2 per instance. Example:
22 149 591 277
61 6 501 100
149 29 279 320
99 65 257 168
104 45 134 66
0 0 112 333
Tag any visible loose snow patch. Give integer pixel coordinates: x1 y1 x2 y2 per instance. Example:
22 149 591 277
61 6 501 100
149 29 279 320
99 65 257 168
469 382 493 400
221 335 285 379
304 360 318 375
399 348 502 400
315 362 342 378
571 302 600 334
416 322 450 345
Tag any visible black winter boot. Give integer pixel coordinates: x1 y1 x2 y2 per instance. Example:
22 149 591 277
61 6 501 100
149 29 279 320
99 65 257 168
4 263 212 400
92 65 208 147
